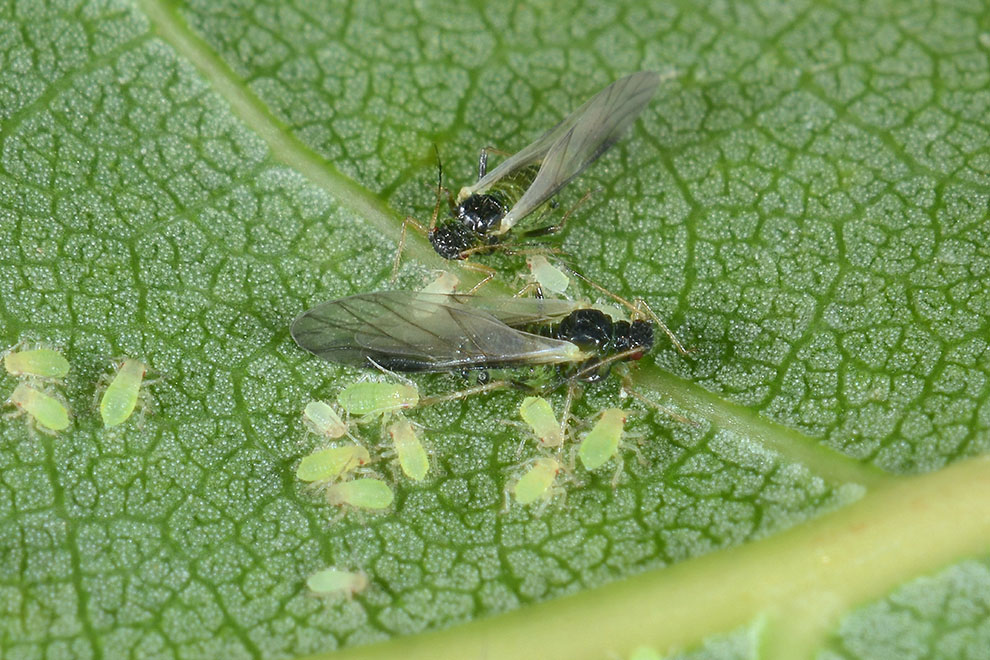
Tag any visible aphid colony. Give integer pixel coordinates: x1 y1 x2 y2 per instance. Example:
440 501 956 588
292 72 682 518
3 342 153 433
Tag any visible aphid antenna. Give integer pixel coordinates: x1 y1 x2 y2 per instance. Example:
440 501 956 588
619 375 698 427
560 379 582 439
418 379 510 407
391 145 454 282
364 358 418 388
565 268 689 355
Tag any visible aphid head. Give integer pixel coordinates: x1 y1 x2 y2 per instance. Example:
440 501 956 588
455 193 505 234
430 221 476 260
615 320 655 358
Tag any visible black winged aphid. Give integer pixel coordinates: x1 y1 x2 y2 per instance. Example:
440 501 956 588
290 291 667 405
393 71 662 280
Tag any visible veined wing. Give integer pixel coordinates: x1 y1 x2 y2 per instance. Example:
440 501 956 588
455 72 659 225
290 292 586 372
495 71 660 233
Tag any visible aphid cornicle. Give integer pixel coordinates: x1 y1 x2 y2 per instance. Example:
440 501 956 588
427 71 661 261
291 291 655 385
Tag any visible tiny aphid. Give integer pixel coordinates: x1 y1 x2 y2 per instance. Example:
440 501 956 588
387 416 429 481
518 396 564 448
8 383 70 433
303 401 354 439
99 358 148 428
296 445 371 483
337 381 419 418
512 457 562 505
4 346 70 381
326 478 395 510
419 271 460 296
306 568 369 599
394 72 661 268
578 408 628 471
526 255 570 296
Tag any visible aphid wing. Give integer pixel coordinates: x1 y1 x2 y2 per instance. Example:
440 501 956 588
292 292 583 372
496 71 660 233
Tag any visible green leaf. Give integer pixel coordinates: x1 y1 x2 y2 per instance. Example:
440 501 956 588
3 1 990 659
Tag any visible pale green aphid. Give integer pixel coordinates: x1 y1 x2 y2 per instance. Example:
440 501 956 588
296 445 371 483
303 401 353 439
526 255 569 295
306 567 369 598
4 347 69 380
419 271 460 295
519 395 564 448
578 408 628 471
388 416 429 481
99 358 147 428
512 457 561 505
9 383 70 432
337 381 419 418
326 478 394 510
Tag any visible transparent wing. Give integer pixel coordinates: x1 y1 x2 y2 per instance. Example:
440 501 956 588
456 72 660 230
290 292 584 372
495 71 660 232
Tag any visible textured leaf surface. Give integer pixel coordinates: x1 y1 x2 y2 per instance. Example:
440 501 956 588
2 1 990 659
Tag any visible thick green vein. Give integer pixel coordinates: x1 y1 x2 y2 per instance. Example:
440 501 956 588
135 0 442 269
322 455 990 660
636 364 890 488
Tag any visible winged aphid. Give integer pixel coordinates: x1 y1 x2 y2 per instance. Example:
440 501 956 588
290 291 657 388
393 72 661 277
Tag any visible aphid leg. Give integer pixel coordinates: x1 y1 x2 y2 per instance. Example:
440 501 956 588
391 215 429 282
461 261 497 294
365 358 418 388
633 298 689 356
519 189 595 239
418 379 509 407
513 281 544 298
609 454 627 488
560 380 581 440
